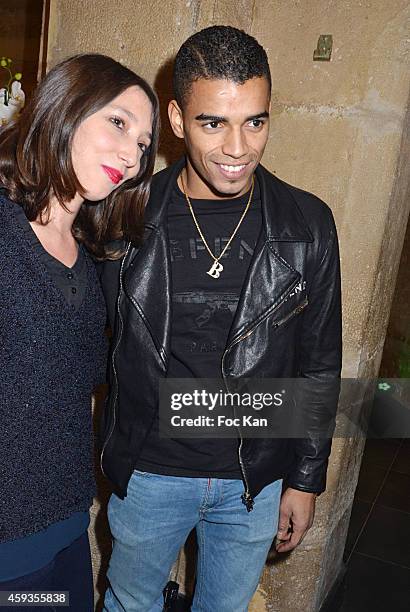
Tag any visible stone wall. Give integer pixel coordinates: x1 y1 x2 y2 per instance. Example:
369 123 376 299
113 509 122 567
380 213 410 379
46 1 410 610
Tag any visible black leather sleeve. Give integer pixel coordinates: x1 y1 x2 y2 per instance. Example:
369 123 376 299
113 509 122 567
98 257 123 331
287 212 342 494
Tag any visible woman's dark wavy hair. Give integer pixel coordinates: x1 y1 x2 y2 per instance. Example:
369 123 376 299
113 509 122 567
0 53 159 259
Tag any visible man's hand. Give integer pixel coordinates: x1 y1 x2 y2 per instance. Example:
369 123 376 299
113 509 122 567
275 488 316 553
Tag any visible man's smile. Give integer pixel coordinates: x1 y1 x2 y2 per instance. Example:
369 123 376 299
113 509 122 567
215 162 250 180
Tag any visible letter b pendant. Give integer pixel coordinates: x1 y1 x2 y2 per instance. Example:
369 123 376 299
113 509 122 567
207 260 224 279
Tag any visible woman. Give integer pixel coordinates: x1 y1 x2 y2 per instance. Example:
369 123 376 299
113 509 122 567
0 53 159 609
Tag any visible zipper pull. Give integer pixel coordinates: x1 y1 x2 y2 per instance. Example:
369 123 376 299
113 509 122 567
241 492 254 512
163 580 179 611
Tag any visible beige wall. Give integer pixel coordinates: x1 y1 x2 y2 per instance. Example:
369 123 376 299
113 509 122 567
380 214 410 378
47 1 410 610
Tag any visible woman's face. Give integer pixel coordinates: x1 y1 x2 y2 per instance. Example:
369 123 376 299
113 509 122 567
71 85 153 202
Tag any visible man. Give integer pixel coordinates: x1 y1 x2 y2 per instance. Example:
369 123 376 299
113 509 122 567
101 25 341 612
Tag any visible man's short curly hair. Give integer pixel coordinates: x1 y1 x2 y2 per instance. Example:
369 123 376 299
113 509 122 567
173 25 271 107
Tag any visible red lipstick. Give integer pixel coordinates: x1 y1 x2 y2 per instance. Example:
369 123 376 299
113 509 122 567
102 165 123 184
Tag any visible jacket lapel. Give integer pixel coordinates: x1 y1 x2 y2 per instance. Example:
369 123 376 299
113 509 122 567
121 160 185 367
226 165 314 347
122 228 171 367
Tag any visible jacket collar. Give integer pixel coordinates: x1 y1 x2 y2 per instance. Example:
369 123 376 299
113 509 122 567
143 157 186 229
256 164 314 243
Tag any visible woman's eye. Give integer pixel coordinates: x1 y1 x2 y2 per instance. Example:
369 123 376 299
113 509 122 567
110 116 125 129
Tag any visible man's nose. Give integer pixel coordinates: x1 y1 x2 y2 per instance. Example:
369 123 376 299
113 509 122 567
221 128 248 158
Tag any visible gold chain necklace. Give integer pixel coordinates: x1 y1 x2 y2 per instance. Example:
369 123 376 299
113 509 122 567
181 173 255 279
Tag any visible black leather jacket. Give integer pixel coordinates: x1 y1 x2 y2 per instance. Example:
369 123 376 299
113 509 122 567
100 159 342 507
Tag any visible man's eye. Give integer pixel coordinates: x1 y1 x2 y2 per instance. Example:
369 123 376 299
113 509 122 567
204 121 221 129
110 116 125 129
249 119 263 128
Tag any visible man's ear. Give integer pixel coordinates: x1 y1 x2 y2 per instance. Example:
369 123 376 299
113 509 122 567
168 100 184 139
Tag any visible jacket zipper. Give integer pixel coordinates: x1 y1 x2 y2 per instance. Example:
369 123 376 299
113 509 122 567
100 243 131 478
222 326 254 512
272 297 308 328
221 279 304 511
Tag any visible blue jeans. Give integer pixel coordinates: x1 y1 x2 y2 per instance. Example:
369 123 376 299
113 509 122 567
104 471 282 612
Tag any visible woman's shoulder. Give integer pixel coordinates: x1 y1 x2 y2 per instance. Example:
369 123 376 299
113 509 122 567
0 190 14 220
0 187 18 212
0 189 24 246
0 187 9 202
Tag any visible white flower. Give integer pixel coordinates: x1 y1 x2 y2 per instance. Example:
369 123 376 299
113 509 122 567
0 80 25 125
10 80 25 107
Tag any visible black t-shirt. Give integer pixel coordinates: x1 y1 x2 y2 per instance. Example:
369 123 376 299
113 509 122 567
135 179 262 478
